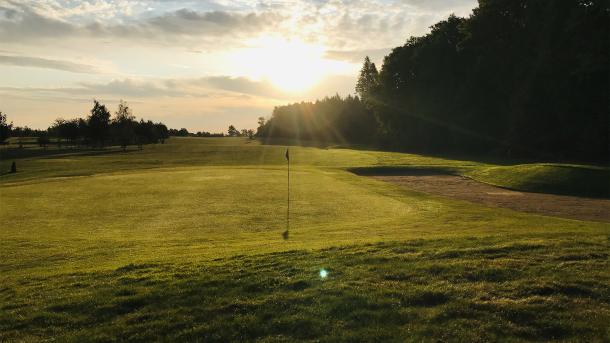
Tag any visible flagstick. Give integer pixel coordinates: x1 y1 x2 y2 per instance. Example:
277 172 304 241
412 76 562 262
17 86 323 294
283 148 290 240
287 148 290 235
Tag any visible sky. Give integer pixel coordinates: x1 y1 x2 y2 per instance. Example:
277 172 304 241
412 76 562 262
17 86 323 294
0 0 477 132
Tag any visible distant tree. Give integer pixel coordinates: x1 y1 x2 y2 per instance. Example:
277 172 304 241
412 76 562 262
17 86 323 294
24 103 168 150
87 100 111 147
112 100 136 151
11 126 46 137
49 119 67 146
50 118 80 146
256 117 268 137
228 125 240 137
65 119 81 145
169 128 190 137
37 134 50 149
155 123 169 143
193 131 224 137
355 56 379 100
114 100 135 123
134 119 161 148
246 129 255 139
145 120 158 143
77 118 88 145
195 130 217 137
134 120 145 149
0 111 12 144
49 119 64 147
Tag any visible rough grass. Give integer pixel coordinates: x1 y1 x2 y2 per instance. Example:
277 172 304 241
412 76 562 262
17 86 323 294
467 164 610 198
1 137 609 341
2 237 609 342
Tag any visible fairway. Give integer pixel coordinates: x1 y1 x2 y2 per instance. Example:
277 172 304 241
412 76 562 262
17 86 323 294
1 138 609 341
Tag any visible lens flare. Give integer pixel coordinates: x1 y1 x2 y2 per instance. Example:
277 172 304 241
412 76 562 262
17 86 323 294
319 268 328 279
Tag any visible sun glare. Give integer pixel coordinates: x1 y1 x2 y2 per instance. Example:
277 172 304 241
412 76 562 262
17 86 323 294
319 268 328 279
230 37 349 93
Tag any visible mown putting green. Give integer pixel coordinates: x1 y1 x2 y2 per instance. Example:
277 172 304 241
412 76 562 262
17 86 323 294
1 138 609 341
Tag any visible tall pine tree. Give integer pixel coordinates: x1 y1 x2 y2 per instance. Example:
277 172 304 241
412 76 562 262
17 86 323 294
355 56 379 100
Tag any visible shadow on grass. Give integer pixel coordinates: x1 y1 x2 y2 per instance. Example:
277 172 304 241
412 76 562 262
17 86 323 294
348 165 463 176
3 238 609 342
260 138 610 167
0 146 140 161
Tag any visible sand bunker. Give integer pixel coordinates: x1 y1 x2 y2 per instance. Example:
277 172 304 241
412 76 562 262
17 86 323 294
374 174 610 222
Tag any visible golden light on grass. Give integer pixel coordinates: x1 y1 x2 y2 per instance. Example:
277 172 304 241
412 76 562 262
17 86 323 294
2 138 609 341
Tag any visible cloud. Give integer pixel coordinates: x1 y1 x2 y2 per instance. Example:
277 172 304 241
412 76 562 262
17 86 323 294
80 79 182 97
189 76 283 99
0 0 477 51
82 76 295 100
78 77 283 99
0 2 75 41
0 75 285 99
0 54 101 73
0 72 358 105
324 48 391 64
402 0 477 12
0 2 283 45
147 9 279 35
297 0 476 50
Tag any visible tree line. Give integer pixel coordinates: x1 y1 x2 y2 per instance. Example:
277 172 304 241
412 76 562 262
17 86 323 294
258 0 609 163
0 100 170 150
1 105 257 149
167 125 253 138
168 128 224 137
256 94 377 146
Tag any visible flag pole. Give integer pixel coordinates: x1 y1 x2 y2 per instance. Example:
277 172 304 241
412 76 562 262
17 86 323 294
287 147 290 233
283 147 290 240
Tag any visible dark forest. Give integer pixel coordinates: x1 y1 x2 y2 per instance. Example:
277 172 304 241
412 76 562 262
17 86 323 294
259 0 609 163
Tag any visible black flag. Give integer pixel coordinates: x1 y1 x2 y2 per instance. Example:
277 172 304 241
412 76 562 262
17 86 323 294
285 148 289 161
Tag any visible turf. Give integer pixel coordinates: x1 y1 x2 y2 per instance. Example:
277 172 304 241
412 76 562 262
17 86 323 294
466 164 610 198
1 138 609 342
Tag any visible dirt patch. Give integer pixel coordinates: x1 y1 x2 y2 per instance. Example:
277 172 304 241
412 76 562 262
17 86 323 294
374 175 610 222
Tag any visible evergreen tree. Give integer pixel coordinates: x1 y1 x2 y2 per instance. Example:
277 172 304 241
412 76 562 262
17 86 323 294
355 56 379 100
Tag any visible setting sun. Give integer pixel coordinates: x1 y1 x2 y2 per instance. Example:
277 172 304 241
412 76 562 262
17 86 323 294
230 37 352 93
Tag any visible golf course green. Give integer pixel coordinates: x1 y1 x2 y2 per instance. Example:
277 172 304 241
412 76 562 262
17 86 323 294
1 137 609 341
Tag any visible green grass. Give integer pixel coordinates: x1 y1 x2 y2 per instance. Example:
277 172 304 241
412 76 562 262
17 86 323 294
466 164 610 198
1 137 609 341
